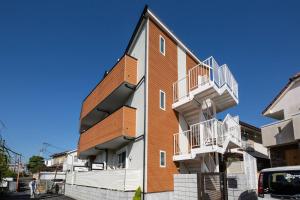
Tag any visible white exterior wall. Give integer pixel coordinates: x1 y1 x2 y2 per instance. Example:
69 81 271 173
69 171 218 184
178 114 189 154
179 114 188 132
94 150 116 169
177 46 187 98
63 151 87 172
39 172 66 180
127 23 146 137
271 79 300 119
124 22 147 170
90 23 147 173
44 159 53 167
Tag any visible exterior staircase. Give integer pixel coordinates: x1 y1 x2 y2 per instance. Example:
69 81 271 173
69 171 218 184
173 56 238 116
173 114 241 161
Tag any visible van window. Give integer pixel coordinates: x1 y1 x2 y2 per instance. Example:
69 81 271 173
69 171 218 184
263 170 300 197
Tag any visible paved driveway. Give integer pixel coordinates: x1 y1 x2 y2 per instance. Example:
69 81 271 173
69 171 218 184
1 192 75 200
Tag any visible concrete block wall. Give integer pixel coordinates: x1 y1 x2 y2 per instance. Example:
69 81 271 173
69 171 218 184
65 184 135 200
227 173 257 200
173 174 198 200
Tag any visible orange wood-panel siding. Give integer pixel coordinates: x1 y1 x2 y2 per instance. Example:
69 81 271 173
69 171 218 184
147 19 179 193
80 55 137 119
186 53 199 73
78 106 136 154
186 53 209 89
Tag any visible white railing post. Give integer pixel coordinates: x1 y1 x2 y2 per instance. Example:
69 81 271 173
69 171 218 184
200 123 204 147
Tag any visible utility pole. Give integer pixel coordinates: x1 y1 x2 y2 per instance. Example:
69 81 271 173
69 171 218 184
16 154 21 192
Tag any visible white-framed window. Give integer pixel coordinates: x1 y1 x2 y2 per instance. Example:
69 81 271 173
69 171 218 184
159 35 165 55
159 90 166 110
160 150 166 168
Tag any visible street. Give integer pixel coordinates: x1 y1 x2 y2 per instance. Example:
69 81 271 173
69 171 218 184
0 177 74 200
1 192 74 200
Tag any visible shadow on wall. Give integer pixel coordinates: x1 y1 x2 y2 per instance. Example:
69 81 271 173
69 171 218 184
275 120 294 145
238 190 257 200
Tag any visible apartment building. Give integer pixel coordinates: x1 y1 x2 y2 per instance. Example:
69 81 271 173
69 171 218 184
261 72 300 167
65 6 241 200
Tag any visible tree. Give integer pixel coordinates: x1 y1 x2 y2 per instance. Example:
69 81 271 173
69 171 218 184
0 150 9 180
27 156 45 174
132 186 141 200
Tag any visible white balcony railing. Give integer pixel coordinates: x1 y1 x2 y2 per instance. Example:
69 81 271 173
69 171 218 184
174 116 241 156
65 169 142 191
173 56 238 103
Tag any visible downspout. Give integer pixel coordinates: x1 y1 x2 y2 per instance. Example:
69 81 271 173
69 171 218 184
105 149 108 170
142 17 149 200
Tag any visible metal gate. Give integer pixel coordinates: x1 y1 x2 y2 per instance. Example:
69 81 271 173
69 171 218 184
198 172 227 200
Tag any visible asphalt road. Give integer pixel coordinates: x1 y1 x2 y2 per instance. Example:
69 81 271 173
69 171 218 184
1 192 75 200
0 177 74 200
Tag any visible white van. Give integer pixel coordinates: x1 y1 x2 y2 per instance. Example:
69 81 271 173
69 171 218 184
258 166 300 199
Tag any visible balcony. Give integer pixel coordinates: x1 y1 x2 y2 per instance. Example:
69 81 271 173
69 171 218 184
242 140 269 158
78 106 136 157
66 169 142 191
80 55 137 133
173 57 238 115
261 112 300 147
173 115 241 161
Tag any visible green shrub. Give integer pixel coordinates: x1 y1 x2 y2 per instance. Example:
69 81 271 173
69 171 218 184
133 186 142 200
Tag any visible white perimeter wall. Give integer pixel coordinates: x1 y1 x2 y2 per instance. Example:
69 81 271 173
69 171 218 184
39 172 66 180
66 169 142 191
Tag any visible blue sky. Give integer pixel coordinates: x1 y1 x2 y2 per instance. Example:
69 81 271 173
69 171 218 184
0 1 299 162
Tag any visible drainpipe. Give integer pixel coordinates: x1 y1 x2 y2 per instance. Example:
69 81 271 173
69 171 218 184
105 149 108 170
142 15 149 200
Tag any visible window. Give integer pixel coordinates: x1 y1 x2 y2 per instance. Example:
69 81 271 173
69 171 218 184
159 90 166 110
160 151 166 167
117 151 126 169
159 35 165 55
261 171 300 196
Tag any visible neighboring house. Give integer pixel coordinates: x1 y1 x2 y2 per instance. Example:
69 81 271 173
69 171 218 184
8 163 26 173
261 72 300 167
227 121 270 173
44 150 87 172
63 150 88 172
44 159 53 167
65 6 242 200
240 121 270 171
51 151 68 167
44 151 68 171
224 121 270 198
